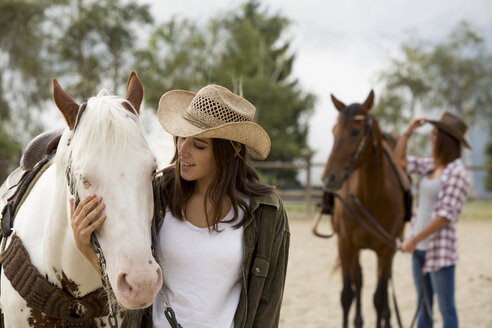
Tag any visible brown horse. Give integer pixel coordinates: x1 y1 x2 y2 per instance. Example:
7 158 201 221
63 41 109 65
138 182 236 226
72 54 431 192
322 90 405 328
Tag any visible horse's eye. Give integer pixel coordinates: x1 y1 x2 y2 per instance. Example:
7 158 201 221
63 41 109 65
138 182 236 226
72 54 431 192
350 129 360 137
81 176 92 188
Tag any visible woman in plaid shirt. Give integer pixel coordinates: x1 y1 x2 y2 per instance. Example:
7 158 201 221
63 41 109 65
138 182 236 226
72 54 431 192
394 111 471 328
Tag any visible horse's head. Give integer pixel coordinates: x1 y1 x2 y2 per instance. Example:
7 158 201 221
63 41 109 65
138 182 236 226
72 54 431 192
322 90 380 191
53 71 162 309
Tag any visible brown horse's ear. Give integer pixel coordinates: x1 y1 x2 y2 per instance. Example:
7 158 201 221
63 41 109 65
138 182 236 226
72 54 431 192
52 78 79 130
361 90 375 112
123 70 143 115
331 94 346 112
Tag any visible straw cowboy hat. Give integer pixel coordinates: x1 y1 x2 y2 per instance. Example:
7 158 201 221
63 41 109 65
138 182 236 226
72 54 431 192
158 84 270 159
426 111 471 148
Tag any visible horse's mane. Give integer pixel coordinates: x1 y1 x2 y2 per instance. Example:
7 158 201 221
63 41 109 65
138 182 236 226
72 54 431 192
68 90 150 188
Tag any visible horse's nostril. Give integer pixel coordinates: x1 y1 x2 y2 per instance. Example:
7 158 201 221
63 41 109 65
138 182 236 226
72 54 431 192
329 174 337 183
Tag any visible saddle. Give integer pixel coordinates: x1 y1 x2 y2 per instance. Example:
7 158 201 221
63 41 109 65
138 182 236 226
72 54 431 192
1 129 63 239
21 128 64 171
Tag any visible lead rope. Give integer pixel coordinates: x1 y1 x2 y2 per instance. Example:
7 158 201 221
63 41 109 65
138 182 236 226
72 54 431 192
92 235 119 328
158 292 183 328
409 253 433 328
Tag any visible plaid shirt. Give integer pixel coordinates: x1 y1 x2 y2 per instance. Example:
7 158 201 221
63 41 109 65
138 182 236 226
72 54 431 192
406 156 470 272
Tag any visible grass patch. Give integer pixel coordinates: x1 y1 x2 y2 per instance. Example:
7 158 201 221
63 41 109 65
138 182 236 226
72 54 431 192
284 203 318 213
284 200 492 221
460 200 492 221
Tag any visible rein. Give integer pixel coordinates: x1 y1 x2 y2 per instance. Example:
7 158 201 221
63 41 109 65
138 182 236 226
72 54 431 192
91 235 119 328
331 191 399 250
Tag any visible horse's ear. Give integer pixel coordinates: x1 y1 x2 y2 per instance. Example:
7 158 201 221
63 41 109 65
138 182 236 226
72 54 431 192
124 70 143 115
52 78 79 130
331 94 346 112
361 90 375 112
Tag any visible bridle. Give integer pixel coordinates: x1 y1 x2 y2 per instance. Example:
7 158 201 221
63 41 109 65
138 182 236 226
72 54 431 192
65 103 120 328
322 112 397 248
345 113 379 175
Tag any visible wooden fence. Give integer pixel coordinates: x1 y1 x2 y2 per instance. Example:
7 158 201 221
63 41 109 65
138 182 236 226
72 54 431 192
253 156 492 214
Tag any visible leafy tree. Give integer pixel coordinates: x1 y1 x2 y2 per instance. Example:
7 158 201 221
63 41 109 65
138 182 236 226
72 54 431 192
55 0 153 98
0 0 152 179
374 21 492 157
135 0 315 185
134 18 211 108
210 1 315 185
374 43 431 132
0 0 58 179
0 126 21 181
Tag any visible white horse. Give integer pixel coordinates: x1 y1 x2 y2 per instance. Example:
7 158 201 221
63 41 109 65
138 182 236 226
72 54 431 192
0 71 162 327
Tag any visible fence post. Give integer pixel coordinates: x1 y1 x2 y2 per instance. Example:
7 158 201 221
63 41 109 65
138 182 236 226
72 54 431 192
305 152 312 214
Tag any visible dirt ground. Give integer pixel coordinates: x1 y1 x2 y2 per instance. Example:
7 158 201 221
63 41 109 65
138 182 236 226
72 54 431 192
279 213 492 328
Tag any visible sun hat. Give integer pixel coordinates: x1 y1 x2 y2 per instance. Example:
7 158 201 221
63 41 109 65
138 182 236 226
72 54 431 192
426 111 471 148
158 84 271 159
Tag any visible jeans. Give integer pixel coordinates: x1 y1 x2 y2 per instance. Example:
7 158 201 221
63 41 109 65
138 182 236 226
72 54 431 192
412 250 458 328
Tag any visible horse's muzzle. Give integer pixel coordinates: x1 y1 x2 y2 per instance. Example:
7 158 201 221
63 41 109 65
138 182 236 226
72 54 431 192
323 171 349 191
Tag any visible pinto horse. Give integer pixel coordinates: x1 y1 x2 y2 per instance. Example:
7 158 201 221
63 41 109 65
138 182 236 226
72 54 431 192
322 91 405 328
0 71 162 327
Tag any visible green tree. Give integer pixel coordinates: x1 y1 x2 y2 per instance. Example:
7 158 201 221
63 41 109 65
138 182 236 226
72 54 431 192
0 0 59 179
211 1 315 185
55 0 153 98
135 0 315 185
374 22 492 156
134 18 211 108
0 0 152 179
0 126 21 181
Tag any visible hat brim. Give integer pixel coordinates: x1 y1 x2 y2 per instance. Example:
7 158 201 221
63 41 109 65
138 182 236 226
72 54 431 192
158 90 271 159
426 119 471 149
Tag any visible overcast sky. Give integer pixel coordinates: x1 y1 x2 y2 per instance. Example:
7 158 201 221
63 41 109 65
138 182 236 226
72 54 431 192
138 0 492 182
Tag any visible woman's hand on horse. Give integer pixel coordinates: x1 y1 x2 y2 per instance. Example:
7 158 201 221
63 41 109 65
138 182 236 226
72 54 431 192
70 195 106 257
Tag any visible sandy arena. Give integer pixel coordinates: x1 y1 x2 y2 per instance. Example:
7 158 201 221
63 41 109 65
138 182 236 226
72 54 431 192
279 213 492 328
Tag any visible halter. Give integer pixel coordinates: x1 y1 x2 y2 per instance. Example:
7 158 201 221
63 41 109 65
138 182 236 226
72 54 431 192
323 112 394 246
65 102 120 328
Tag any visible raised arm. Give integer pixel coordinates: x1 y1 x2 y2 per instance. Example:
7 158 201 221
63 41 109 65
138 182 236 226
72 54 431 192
393 117 427 168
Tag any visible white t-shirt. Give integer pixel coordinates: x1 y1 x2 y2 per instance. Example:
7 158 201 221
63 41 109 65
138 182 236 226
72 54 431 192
414 175 442 251
152 204 246 328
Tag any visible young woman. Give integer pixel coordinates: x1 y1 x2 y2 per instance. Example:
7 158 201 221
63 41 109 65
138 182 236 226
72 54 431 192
71 84 290 327
394 111 471 328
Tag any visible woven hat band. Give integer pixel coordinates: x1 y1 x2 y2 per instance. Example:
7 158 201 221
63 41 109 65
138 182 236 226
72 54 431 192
184 94 251 130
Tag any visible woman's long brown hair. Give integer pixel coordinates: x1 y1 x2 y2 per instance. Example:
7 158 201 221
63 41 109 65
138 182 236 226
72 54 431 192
164 137 273 231
433 128 461 167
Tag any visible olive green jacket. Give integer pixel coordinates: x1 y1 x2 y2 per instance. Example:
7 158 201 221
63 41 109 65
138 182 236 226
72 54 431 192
121 174 290 328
